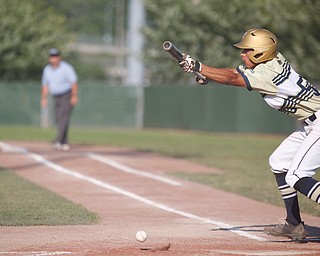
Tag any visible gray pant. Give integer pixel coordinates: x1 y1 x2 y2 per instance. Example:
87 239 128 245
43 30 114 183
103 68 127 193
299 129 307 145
53 91 73 144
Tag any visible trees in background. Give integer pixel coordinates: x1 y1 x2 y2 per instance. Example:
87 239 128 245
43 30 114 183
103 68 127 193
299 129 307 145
143 0 320 84
0 0 71 80
0 0 319 84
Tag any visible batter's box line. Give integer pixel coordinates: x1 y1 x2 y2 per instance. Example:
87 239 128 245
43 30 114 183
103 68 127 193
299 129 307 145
26 152 266 242
86 152 182 186
0 251 74 255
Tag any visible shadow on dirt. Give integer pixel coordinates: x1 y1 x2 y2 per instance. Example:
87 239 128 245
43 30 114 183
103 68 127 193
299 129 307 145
211 224 320 243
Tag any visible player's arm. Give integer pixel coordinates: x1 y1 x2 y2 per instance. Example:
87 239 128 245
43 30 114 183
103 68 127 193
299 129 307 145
71 82 78 106
179 55 246 88
201 64 246 88
67 65 79 106
41 85 49 107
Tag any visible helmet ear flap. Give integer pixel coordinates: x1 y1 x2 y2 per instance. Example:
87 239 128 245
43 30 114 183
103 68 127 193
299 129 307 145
250 53 264 64
254 53 263 59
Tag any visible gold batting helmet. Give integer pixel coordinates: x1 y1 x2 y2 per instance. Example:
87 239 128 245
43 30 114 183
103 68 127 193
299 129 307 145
234 28 278 64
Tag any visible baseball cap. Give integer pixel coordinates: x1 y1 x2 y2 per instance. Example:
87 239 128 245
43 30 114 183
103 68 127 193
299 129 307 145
48 48 60 56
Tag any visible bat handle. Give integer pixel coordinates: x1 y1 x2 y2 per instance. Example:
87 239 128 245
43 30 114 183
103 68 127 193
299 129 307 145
182 54 208 85
193 71 208 85
182 53 208 85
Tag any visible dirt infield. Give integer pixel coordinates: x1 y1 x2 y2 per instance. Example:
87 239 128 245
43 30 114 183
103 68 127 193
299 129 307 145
1 141 320 256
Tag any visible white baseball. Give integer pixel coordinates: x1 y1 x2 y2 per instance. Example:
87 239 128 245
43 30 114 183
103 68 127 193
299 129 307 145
136 230 147 242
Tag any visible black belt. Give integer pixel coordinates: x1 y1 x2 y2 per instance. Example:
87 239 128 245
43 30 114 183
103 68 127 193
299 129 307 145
53 90 71 98
304 113 317 125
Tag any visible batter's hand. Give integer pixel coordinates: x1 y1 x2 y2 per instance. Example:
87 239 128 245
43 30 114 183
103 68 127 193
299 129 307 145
179 55 202 73
195 74 208 85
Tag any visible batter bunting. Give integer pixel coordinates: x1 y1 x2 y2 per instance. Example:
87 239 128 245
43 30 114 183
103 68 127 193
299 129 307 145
179 28 320 241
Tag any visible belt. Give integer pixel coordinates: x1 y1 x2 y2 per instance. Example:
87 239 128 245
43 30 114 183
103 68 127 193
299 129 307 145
53 90 71 98
304 113 317 125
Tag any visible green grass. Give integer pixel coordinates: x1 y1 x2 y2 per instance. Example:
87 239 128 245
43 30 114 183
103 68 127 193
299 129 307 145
0 168 99 226
1 125 319 218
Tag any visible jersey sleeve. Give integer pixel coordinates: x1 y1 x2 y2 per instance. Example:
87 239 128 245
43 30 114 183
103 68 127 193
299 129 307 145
41 66 49 86
236 64 278 95
66 64 78 84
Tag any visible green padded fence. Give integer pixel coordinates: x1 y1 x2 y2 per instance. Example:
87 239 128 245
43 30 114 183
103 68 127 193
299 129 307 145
0 82 41 125
0 82 295 134
143 84 295 134
72 82 138 128
0 82 138 128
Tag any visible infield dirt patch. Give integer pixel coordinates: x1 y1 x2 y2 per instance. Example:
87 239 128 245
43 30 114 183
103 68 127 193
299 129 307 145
0 141 320 256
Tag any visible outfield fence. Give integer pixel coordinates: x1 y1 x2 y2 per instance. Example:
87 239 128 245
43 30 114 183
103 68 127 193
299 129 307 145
0 82 295 134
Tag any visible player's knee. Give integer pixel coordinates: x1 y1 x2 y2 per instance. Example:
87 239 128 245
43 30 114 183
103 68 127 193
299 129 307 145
268 153 278 172
285 172 297 188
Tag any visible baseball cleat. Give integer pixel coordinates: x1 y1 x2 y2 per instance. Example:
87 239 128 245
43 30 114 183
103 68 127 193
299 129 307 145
52 142 70 151
60 144 71 151
52 142 61 150
263 219 307 241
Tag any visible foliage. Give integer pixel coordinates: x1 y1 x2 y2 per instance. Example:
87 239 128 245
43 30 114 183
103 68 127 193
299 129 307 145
0 0 72 80
142 0 320 85
66 52 108 81
2 0 319 83
44 0 122 39
43 0 126 81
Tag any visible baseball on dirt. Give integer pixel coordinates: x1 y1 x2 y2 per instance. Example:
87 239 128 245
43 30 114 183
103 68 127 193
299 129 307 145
136 230 147 242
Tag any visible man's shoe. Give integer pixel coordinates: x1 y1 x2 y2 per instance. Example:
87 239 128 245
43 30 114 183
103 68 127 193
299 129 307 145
52 142 70 151
52 142 62 150
60 144 71 151
263 219 307 240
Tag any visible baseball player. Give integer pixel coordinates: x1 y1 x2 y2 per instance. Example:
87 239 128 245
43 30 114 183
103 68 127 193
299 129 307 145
179 28 320 241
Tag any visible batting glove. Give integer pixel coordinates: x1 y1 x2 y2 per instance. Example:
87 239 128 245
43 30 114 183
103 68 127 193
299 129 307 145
179 55 202 73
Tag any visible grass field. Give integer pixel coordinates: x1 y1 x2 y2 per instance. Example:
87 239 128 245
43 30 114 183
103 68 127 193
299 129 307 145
0 168 99 226
0 124 319 226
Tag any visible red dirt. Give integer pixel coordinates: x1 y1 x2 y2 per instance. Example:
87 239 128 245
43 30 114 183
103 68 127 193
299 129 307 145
0 141 320 256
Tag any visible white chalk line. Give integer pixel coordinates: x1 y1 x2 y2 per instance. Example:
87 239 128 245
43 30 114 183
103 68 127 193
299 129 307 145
0 141 28 153
25 152 266 242
87 152 182 186
0 141 181 186
0 252 73 255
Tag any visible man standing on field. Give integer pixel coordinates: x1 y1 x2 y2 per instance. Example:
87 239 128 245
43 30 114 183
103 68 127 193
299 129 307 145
179 28 320 241
41 48 78 151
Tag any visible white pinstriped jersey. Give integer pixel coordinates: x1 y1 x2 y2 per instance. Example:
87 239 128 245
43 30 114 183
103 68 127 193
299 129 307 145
237 53 320 120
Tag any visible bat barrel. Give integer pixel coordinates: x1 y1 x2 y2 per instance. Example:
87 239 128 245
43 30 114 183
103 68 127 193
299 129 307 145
163 41 172 50
162 41 183 61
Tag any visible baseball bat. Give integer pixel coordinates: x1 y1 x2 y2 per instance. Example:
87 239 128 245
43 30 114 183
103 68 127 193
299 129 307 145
162 41 208 84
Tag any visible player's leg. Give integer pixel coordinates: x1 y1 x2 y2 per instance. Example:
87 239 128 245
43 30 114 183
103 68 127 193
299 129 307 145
265 126 307 240
57 92 73 147
52 97 61 147
286 123 320 204
53 93 73 150
268 127 307 225
273 172 301 224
